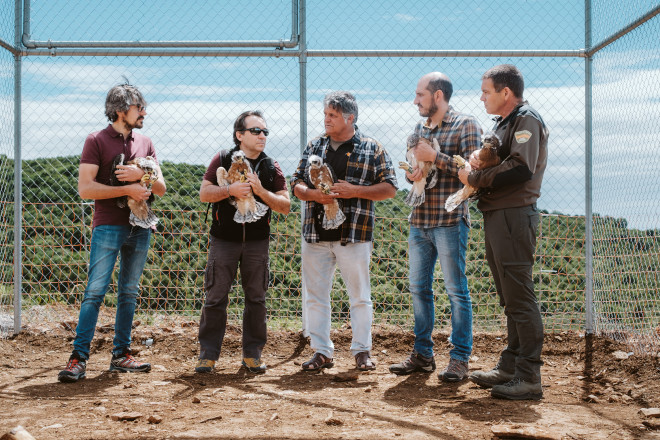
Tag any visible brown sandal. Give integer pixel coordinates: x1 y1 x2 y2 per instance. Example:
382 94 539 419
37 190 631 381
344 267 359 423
302 352 334 371
355 351 376 371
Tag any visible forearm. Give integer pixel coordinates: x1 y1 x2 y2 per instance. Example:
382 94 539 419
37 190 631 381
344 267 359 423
292 182 316 202
258 189 291 215
151 177 167 197
199 181 231 203
351 182 396 201
78 181 135 200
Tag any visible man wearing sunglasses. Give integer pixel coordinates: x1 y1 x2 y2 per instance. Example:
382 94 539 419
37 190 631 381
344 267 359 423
58 81 167 383
291 91 398 372
195 110 290 374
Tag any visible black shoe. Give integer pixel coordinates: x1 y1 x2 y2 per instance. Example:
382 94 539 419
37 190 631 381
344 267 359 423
58 354 86 383
491 377 543 400
469 367 515 388
389 351 436 375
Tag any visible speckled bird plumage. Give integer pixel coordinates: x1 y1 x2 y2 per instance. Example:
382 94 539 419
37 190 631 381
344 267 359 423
399 134 440 207
110 154 159 229
216 150 268 224
307 155 346 229
445 132 502 212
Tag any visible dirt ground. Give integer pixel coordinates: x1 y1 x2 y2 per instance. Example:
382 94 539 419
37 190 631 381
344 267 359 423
1 311 660 440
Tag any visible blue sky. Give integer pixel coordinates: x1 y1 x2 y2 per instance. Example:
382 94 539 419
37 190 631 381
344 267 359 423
2 0 659 228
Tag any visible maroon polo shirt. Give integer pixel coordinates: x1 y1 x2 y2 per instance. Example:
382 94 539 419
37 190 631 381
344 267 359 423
80 124 158 229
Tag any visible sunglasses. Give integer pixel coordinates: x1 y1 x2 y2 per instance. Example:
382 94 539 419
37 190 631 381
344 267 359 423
131 104 147 112
241 127 270 136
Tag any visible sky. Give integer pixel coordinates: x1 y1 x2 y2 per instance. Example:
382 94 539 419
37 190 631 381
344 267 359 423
1 0 659 229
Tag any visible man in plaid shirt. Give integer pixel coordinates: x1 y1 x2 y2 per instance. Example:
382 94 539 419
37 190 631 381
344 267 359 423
291 91 397 372
390 72 482 381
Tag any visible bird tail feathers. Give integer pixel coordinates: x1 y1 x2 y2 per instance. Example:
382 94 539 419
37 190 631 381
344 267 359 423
233 200 269 224
322 207 346 230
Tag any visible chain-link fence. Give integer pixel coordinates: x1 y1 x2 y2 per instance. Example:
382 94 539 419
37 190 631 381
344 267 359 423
1 1 658 353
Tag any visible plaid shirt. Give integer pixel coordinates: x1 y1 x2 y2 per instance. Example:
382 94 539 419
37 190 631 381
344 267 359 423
408 106 482 228
291 126 398 244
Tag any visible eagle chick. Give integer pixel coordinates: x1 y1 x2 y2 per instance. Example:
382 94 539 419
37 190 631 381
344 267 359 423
307 155 346 230
110 154 159 229
445 132 502 212
400 134 440 207
216 150 268 224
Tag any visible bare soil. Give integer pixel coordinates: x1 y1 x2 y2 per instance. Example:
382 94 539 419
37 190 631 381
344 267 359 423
1 313 660 440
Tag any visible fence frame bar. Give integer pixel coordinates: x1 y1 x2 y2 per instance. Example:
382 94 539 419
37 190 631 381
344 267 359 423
13 0 23 335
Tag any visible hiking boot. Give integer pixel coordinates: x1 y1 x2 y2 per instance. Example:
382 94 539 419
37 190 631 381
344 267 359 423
58 355 86 383
439 358 469 382
195 359 216 373
491 377 543 400
242 357 267 374
109 352 151 373
389 351 436 375
469 367 515 388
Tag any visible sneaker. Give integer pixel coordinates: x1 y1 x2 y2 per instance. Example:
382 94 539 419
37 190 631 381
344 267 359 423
109 353 151 373
491 377 543 400
58 355 86 383
469 367 515 389
389 351 436 375
195 359 216 373
242 357 267 374
439 358 469 382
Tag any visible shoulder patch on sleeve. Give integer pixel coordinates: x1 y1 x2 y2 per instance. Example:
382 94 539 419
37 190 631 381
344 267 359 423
515 130 532 143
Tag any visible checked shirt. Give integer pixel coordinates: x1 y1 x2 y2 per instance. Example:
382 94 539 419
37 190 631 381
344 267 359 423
291 126 398 245
408 106 482 228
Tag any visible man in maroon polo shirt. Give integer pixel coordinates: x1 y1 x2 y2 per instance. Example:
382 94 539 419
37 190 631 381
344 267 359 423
58 82 167 383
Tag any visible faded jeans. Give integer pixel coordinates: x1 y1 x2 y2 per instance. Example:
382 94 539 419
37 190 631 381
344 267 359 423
73 225 151 360
302 240 373 358
408 222 472 362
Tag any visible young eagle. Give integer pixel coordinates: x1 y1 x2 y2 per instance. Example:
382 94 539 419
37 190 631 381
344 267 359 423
216 150 268 224
110 154 159 229
445 132 502 212
399 134 440 207
306 154 346 230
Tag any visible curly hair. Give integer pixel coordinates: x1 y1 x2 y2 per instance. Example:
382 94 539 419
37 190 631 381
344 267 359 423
105 81 147 122
323 91 358 123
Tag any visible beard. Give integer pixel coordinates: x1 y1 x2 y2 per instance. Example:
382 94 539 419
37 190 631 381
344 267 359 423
124 117 144 131
419 100 438 118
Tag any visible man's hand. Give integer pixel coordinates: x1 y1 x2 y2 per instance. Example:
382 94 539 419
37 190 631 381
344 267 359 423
246 172 265 198
406 168 424 182
458 163 472 185
115 164 145 182
125 183 152 201
468 150 482 170
331 179 361 199
229 181 252 199
414 138 438 163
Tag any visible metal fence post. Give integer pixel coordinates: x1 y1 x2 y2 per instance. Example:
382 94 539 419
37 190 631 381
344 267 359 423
13 0 23 335
584 0 594 335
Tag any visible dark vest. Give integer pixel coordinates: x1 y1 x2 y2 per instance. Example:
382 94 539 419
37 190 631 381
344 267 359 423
210 148 276 242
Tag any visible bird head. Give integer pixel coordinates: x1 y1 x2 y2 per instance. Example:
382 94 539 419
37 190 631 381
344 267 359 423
406 134 420 151
308 155 323 169
482 132 501 150
231 150 246 164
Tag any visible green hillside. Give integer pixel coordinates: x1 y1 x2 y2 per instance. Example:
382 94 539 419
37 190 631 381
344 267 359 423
1 155 658 332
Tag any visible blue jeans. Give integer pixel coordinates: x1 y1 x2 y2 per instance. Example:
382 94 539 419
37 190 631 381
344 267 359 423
408 222 472 362
73 225 151 359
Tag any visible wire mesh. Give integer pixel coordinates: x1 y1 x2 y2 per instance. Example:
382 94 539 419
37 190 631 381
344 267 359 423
592 13 660 354
0 17 14 335
0 1 658 353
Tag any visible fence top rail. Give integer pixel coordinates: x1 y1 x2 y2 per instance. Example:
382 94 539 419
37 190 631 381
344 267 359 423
19 48 587 58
